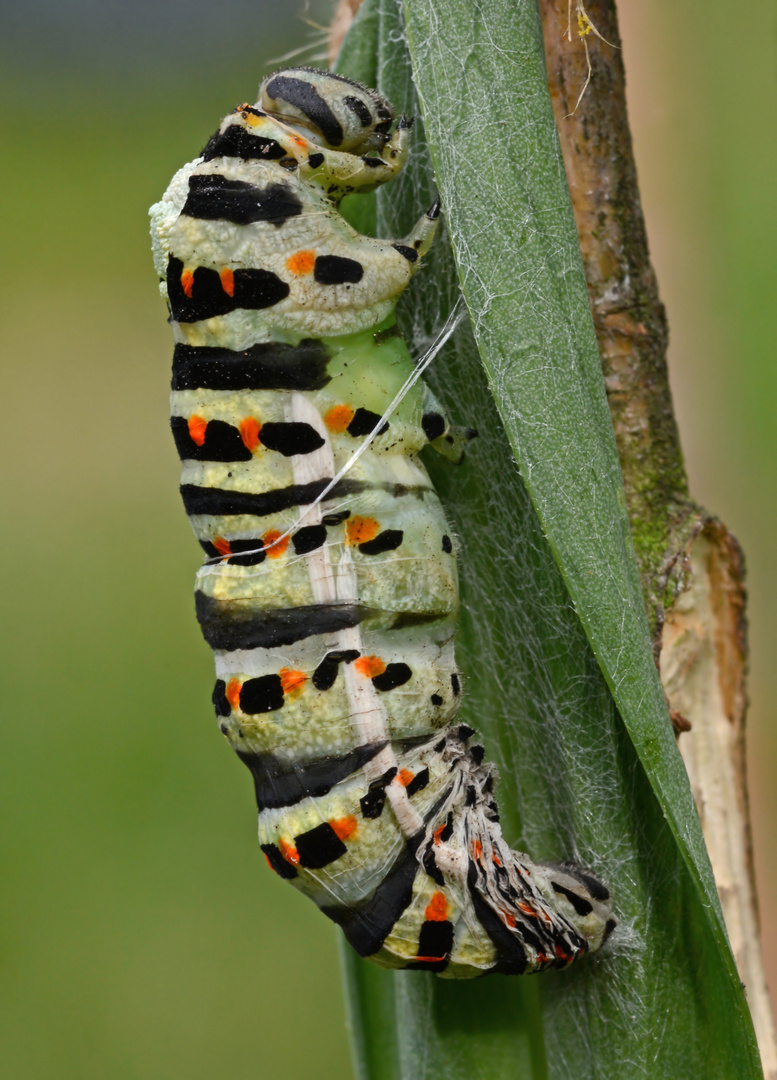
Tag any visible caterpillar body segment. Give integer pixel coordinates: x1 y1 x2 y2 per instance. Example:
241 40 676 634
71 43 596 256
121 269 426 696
150 66 615 978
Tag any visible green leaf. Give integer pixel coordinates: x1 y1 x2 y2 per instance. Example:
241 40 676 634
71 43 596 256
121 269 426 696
337 1 763 1077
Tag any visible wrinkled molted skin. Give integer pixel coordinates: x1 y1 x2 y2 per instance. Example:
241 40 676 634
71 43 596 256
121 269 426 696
150 66 615 977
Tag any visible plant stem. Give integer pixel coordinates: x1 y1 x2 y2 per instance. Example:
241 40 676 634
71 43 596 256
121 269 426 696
540 1 776 1071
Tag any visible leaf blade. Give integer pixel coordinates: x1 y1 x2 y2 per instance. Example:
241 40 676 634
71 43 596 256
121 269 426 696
337 0 762 1075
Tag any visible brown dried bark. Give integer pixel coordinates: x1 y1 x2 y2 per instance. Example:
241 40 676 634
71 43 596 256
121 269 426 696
542 1 690 633
540 2 775 1070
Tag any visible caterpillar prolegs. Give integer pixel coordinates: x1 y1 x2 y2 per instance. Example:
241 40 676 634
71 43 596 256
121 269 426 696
150 67 616 977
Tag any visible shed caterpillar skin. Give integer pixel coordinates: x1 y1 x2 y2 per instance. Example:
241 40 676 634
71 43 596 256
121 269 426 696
150 66 615 977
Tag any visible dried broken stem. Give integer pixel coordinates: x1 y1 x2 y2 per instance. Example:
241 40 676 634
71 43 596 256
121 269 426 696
539 0 776 1070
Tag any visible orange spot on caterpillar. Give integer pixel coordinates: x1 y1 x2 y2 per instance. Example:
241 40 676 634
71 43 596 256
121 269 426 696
517 900 538 918
264 853 275 872
286 250 316 276
239 416 262 451
424 891 448 922
354 655 386 679
280 840 300 866
181 269 195 298
330 816 357 841
324 404 355 433
212 536 233 557
433 823 447 846
415 955 446 963
188 414 207 446
472 839 483 861
345 516 380 545
225 678 242 712
554 945 572 963
536 952 549 965
493 853 502 867
262 530 289 558
279 668 306 695
398 769 414 787
502 911 517 928
220 267 235 296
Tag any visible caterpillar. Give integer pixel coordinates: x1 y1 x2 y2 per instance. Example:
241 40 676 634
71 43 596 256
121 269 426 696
149 66 616 977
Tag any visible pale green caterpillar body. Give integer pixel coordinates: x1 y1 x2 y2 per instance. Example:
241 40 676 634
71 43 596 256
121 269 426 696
150 66 615 977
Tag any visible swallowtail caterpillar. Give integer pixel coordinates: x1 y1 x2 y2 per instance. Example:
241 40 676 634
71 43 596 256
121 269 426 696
150 67 616 977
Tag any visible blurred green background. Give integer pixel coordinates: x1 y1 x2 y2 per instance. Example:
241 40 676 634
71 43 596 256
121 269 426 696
0 1 774 1077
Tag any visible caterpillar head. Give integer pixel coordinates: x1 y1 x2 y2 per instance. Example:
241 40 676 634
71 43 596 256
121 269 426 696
258 67 395 153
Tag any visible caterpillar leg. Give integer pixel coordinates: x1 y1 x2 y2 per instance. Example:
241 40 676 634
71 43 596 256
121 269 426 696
394 198 441 262
334 196 441 298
